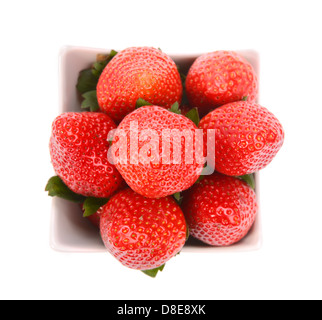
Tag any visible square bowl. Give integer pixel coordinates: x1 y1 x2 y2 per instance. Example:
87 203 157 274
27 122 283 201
50 46 262 253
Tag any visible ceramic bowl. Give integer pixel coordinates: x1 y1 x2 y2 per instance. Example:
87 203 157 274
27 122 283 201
50 46 262 253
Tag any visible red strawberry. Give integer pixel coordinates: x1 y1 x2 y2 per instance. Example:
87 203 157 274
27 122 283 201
49 112 123 198
100 188 187 270
185 50 258 116
96 47 183 122
179 104 193 116
199 101 284 176
111 105 204 198
87 211 101 228
181 172 257 246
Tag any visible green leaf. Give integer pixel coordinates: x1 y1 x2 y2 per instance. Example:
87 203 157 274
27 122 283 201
242 96 248 101
107 49 118 60
45 176 86 203
173 192 183 205
82 197 109 217
92 61 107 77
81 90 99 112
92 50 118 76
141 264 165 278
185 107 200 127
195 174 205 184
76 50 118 94
170 102 181 114
238 174 255 190
76 69 98 94
135 98 153 109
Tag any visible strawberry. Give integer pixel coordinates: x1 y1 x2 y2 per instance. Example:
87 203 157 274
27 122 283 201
87 211 100 228
49 112 123 198
111 105 204 198
100 188 187 271
179 104 193 116
181 172 257 246
185 50 258 116
199 101 284 176
97 47 183 122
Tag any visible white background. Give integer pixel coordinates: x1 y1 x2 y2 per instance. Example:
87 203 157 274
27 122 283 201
0 0 321 300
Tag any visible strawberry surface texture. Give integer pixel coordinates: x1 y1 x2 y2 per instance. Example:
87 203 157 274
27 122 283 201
49 112 123 198
111 105 204 198
199 101 284 176
100 188 187 270
185 50 258 116
181 173 257 246
97 47 182 122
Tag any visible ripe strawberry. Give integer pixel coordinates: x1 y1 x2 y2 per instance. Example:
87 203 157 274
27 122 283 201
87 211 100 228
100 188 187 270
199 101 284 176
96 47 183 122
185 50 258 116
179 104 193 116
111 105 204 198
49 112 123 198
181 172 257 246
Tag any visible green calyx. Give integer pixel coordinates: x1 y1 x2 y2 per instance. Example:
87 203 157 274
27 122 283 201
76 69 98 94
76 50 117 94
237 173 256 190
45 176 86 203
169 102 181 114
141 264 165 278
82 197 109 217
45 176 109 217
76 49 118 111
135 98 153 109
185 107 200 127
92 50 117 77
169 103 200 128
173 192 183 205
81 90 99 112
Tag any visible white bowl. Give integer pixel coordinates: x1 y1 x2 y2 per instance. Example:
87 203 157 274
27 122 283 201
50 46 262 253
